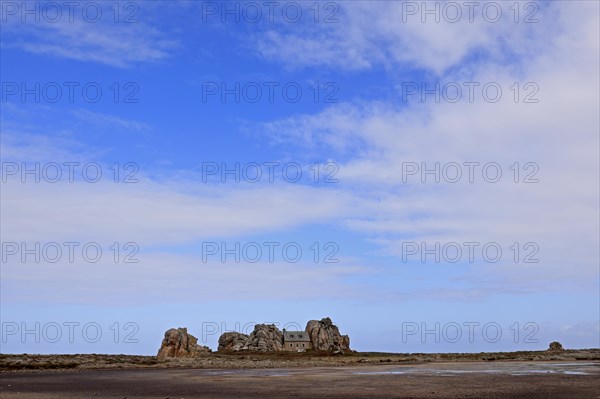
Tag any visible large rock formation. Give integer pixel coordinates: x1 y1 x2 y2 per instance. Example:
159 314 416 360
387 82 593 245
305 317 350 352
215 318 351 353
218 332 249 352
157 327 211 358
240 324 284 351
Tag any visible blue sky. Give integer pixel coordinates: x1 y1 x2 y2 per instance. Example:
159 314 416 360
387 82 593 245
1 0 599 355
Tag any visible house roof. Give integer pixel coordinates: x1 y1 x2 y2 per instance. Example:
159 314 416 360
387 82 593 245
283 330 310 342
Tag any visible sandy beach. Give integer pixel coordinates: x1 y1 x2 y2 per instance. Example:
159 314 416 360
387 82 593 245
1 352 599 399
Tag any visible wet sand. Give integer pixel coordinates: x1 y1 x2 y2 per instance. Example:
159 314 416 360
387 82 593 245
1 361 598 398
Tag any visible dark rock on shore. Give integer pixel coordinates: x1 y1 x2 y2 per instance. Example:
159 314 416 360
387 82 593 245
549 341 565 351
218 332 249 352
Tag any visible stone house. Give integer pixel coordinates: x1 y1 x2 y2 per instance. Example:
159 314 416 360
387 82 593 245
282 329 311 351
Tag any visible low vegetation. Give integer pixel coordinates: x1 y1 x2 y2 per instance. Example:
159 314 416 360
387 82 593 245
1 349 598 372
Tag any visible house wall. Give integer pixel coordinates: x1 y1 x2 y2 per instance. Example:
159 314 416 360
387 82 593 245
283 341 311 351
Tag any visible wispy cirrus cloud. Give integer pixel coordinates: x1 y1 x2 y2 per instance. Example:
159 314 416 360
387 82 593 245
1 5 177 67
71 109 151 133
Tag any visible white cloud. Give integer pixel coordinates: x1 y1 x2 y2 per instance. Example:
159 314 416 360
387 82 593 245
0 178 358 246
254 1 551 74
256 1 600 292
1 252 368 305
1 1 597 306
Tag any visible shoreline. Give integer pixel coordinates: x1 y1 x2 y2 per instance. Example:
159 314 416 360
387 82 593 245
2 348 598 372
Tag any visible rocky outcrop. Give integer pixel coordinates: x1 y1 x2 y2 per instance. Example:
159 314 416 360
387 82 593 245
240 324 284 351
218 332 249 352
157 327 211 358
548 341 564 351
306 317 350 352
215 318 351 353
